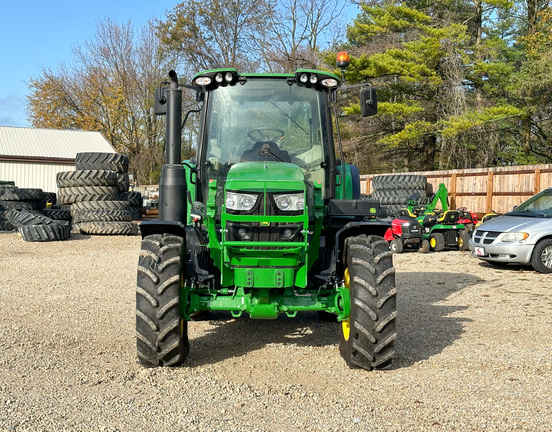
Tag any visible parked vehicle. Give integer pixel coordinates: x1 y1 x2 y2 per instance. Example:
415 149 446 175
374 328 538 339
401 184 470 251
136 54 397 371
384 210 429 253
468 188 552 273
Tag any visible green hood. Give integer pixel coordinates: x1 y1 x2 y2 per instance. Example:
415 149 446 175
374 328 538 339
226 161 305 192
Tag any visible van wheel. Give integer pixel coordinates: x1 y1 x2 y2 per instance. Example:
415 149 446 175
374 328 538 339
530 239 552 273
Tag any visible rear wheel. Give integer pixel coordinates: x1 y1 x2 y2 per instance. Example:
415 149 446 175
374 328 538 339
530 239 552 273
339 235 396 370
136 234 189 367
458 230 471 251
430 232 445 252
418 239 430 253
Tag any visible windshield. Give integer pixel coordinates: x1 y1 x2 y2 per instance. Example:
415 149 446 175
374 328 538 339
201 78 331 196
506 189 552 217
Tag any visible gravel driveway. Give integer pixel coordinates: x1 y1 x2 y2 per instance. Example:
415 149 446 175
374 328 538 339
0 231 551 431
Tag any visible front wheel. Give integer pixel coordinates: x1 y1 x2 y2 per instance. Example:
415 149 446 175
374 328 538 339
390 238 403 254
339 235 397 370
530 239 552 273
136 234 189 367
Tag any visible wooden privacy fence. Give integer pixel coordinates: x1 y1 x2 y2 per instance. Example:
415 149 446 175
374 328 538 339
360 163 552 216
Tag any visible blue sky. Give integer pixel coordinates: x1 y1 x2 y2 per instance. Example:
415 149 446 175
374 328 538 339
0 1 359 128
0 0 178 127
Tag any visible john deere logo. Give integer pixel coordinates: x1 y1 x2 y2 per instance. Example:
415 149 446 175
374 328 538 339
261 221 270 227
370 208 376 214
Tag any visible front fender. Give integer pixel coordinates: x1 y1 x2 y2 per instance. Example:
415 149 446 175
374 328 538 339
138 220 187 239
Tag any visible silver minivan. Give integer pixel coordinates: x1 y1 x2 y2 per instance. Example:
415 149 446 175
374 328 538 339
468 187 552 273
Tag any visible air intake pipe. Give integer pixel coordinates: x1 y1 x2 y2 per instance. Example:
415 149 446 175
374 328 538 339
158 70 187 224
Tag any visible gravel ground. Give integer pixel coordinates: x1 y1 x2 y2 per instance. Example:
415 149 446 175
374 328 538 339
0 230 551 431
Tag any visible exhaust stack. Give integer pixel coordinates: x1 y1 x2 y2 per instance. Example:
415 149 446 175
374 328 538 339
159 70 187 224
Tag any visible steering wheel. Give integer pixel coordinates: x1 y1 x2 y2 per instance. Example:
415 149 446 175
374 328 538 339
247 127 285 143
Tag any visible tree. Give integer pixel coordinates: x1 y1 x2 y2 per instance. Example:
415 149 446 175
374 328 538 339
28 19 175 184
336 0 536 173
156 0 273 71
260 0 349 72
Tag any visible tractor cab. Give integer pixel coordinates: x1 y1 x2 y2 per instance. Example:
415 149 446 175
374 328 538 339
195 71 337 221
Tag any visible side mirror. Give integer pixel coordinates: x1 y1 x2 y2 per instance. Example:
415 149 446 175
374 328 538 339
360 87 377 117
154 87 167 115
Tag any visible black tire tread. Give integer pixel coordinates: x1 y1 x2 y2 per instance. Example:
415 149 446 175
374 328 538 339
339 235 396 371
136 234 189 367
56 170 118 188
372 174 427 191
72 209 131 223
57 186 122 204
77 221 138 235
40 208 72 221
75 152 129 173
71 200 129 212
19 223 71 242
0 188 44 202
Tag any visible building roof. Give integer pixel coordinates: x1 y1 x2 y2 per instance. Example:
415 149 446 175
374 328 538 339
0 126 115 162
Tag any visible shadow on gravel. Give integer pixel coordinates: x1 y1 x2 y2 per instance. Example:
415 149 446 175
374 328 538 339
476 260 536 273
67 233 92 241
186 311 339 367
184 271 485 368
394 271 485 368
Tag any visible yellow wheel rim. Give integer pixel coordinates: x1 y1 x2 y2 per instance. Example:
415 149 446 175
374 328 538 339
342 268 351 341
430 237 436 248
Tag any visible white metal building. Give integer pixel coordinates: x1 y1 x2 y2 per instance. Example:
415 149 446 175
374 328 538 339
0 126 115 192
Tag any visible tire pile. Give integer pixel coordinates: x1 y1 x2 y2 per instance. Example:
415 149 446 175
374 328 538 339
7 208 71 241
56 152 139 236
0 187 72 241
370 174 428 217
0 186 46 232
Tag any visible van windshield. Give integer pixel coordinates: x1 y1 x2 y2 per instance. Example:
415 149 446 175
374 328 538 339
506 189 552 217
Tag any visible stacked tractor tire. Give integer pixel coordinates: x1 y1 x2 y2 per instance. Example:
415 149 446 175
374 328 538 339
0 185 71 241
370 174 428 217
56 152 140 236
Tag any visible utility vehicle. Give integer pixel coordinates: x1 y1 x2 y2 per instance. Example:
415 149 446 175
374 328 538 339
384 211 429 253
402 184 470 251
469 187 552 273
136 54 397 370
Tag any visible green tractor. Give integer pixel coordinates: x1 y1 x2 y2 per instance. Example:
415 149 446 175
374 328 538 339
136 54 397 371
404 183 470 251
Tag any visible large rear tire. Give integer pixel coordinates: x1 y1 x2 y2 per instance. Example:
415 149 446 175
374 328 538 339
136 234 189 367
339 235 397 370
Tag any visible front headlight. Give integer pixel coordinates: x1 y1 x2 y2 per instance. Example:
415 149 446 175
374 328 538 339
226 192 258 211
274 193 304 211
501 232 529 242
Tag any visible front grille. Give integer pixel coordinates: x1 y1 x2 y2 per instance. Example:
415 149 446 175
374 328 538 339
226 221 304 243
444 229 457 245
402 220 422 238
473 230 501 245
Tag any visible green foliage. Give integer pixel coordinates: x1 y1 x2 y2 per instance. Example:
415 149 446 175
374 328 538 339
332 0 552 172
